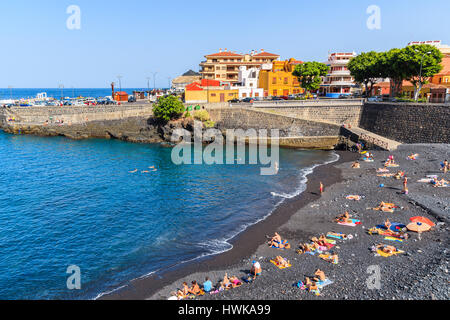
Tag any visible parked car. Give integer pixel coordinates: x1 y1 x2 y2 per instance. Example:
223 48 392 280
367 96 383 102
229 98 240 103
338 94 350 99
128 95 136 103
241 97 254 103
271 96 283 101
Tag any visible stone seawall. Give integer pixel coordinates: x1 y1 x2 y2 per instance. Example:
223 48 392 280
253 104 362 127
207 107 342 149
1 104 154 125
359 103 450 144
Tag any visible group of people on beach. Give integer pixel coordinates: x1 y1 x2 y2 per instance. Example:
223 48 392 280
169 145 444 300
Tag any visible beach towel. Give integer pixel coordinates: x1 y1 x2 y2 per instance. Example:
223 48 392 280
325 239 336 244
377 173 395 177
385 163 399 167
417 178 433 183
316 279 333 288
363 158 374 162
338 222 357 227
327 233 346 240
384 236 404 243
270 259 292 269
296 281 306 290
319 253 338 264
376 249 405 257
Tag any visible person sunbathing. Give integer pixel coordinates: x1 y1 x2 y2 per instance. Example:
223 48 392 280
351 161 360 168
275 256 290 267
408 153 418 160
307 279 318 292
327 232 347 240
222 273 231 289
376 244 397 254
317 234 334 249
335 211 351 223
377 167 390 173
268 233 290 249
304 277 312 288
313 269 326 282
188 280 201 295
330 252 339 264
442 160 448 173
384 218 391 230
229 276 242 288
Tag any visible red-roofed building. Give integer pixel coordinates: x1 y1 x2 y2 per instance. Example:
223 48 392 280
200 49 280 84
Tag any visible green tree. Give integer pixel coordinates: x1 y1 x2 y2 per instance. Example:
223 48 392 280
377 49 409 98
347 51 381 97
400 44 443 101
152 95 185 122
292 61 329 94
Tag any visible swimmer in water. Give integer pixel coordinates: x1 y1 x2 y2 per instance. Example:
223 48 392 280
129 169 138 173
141 170 150 173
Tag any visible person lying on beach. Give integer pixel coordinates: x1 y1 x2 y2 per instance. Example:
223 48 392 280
327 232 348 240
351 161 360 168
317 234 334 249
313 269 326 282
305 277 318 292
377 167 390 173
384 218 391 230
408 153 419 160
296 243 311 254
335 211 351 223
376 244 398 254
229 276 242 288
274 256 290 268
432 177 449 187
373 202 398 212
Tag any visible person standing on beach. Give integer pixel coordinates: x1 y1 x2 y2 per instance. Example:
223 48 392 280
319 182 324 194
402 176 408 194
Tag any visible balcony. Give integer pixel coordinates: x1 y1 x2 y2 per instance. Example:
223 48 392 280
325 59 350 66
328 70 351 76
329 80 354 86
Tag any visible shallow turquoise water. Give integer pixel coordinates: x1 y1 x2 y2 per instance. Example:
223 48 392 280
0 131 336 299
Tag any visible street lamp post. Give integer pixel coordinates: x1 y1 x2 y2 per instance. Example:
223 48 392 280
58 84 64 100
8 85 13 100
117 75 123 91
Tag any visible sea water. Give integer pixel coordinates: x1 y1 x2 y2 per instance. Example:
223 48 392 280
0 131 337 299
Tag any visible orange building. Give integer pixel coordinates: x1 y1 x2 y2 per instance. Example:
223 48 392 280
184 79 239 103
258 58 304 97
114 91 128 102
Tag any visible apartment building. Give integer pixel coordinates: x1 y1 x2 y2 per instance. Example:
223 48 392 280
320 52 357 98
199 49 279 84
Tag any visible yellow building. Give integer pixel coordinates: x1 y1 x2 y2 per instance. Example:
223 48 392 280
258 58 304 97
430 55 450 86
184 79 238 103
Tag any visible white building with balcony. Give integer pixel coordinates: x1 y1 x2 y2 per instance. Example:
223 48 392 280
320 52 357 98
231 66 264 99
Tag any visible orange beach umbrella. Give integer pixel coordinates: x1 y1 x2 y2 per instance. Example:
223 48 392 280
409 216 435 227
406 222 431 233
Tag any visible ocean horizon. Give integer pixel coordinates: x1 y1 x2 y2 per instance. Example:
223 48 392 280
0 88 169 101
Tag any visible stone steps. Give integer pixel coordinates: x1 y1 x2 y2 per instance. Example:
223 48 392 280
345 126 402 151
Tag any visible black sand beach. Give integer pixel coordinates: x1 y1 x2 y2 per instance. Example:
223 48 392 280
103 144 449 300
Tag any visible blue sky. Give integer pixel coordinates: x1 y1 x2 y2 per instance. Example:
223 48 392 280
0 0 449 88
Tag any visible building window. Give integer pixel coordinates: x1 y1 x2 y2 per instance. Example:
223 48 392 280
211 93 216 97
272 77 277 84
242 93 247 97
273 89 277 96
284 77 288 84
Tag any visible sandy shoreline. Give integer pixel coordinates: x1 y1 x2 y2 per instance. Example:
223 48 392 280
103 144 449 300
